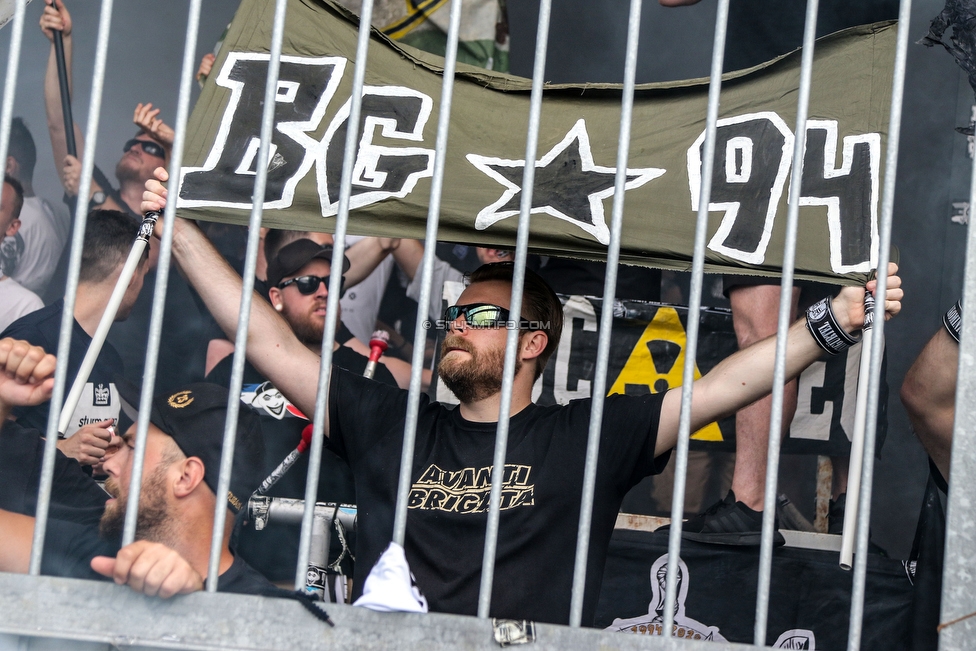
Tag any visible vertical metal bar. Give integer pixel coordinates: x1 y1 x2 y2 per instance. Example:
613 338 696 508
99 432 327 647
0 0 26 183
566 0 641 629
122 0 203 544
29 0 115 575
846 0 910 646
941 79 976 651
476 0 553 619
754 0 819 644
392 0 464 544
662 0 730 637
295 0 376 587
201 0 289 592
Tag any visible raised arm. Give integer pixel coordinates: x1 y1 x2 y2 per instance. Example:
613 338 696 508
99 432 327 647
41 1 84 180
142 169 327 427
656 267 903 456
391 238 425 281
343 237 400 287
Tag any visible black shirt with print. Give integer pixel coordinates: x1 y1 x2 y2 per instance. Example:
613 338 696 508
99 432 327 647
327 366 668 625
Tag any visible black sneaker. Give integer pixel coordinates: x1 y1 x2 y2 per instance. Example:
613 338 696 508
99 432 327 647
655 490 786 547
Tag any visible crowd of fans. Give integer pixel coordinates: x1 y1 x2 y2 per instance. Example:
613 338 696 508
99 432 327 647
0 0 961 637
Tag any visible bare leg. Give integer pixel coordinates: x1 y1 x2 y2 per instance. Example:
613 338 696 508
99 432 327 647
728 284 800 511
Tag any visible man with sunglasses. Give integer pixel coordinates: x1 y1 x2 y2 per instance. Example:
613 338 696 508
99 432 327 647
41 1 169 222
206 237 398 584
143 168 903 626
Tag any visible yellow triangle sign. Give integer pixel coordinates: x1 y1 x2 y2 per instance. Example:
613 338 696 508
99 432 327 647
607 307 723 441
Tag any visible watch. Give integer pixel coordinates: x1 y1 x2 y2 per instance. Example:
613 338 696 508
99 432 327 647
89 190 107 210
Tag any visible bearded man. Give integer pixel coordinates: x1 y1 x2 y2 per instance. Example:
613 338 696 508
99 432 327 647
205 238 397 583
0 337 274 597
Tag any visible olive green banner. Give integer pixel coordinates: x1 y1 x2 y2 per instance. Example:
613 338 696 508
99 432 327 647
176 0 896 284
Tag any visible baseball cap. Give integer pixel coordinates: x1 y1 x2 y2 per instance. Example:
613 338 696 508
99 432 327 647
116 381 265 514
266 238 351 289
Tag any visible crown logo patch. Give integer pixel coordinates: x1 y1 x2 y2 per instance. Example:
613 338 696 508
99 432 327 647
93 383 111 407
168 390 194 409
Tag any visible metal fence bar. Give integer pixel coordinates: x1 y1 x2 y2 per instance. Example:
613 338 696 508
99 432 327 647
566 0 641 629
206 0 289 592
392 0 464 544
295 0 376 587
121 0 204 549
193 0 290 592
846 0 910 647
753 0 819 644
30 0 115 575
0 0 25 188
476 0 553 619
940 68 976 651
662 0 730 637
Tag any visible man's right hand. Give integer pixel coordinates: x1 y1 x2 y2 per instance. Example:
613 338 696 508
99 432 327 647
56 419 117 466
91 541 204 598
40 0 72 42
142 166 169 232
0 339 56 419
61 154 82 197
143 166 169 209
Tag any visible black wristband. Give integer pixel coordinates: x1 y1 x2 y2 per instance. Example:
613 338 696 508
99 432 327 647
805 297 860 355
944 300 962 343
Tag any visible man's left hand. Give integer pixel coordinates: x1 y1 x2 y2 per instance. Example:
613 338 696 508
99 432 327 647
831 262 903 332
91 541 204 598
133 103 175 150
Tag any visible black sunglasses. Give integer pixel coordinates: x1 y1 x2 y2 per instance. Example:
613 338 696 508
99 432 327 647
123 138 166 160
442 303 531 329
278 274 345 296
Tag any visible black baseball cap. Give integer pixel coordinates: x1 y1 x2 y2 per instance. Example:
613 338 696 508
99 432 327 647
266 238 351 289
116 381 265 514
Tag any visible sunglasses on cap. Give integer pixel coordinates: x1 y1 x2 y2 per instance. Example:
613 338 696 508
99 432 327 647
443 303 532 329
123 138 166 160
278 274 345 296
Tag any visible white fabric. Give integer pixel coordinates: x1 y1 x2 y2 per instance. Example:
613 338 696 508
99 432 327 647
0 276 43 333
352 542 428 613
405 255 464 321
340 235 394 343
6 197 70 295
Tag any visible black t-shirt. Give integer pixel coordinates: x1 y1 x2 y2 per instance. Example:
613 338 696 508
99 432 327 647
0 421 108 526
40 518 276 595
327 367 669 625
206 343 396 581
0 300 124 437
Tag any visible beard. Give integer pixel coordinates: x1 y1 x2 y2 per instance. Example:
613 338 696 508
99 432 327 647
283 302 326 346
115 156 144 185
437 334 520 404
99 465 172 543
